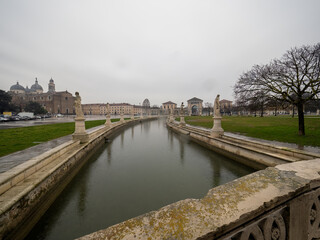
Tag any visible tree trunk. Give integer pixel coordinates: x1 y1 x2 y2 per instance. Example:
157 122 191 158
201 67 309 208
292 106 295 118
297 102 305 136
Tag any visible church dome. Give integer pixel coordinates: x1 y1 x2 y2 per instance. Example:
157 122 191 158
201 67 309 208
10 82 25 92
142 98 150 107
30 78 43 93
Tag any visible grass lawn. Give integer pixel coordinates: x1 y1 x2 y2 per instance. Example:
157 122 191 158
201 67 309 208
0 118 121 157
184 116 320 147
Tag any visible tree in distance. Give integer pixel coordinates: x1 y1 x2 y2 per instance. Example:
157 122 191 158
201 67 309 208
24 101 48 115
0 89 19 114
234 43 320 136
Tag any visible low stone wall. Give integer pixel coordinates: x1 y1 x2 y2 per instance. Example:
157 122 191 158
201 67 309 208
167 121 320 170
0 117 157 240
78 159 320 240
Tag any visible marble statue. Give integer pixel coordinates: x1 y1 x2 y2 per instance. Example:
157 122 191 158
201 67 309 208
214 94 221 117
74 92 84 118
106 103 110 115
180 102 184 115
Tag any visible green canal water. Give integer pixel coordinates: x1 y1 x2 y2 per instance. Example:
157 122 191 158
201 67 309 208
26 118 254 239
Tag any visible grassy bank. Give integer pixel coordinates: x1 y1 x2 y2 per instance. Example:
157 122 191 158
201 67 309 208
184 116 320 147
0 119 120 157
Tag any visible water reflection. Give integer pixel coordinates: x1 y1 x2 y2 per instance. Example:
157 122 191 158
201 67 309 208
27 118 254 240
131 126 134 139
179 136 185 164
107 141 112 165
120 132 124 149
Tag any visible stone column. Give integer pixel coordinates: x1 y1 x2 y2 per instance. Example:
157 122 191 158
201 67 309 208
105 103 112 128
211 94 224 138
72 92 89 143
131 107 135 120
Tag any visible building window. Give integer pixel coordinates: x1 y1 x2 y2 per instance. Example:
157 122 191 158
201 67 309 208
65 97 68 100
48 96 51 100
33 97 36 100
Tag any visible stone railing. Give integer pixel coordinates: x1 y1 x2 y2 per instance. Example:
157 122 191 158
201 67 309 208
78 159 320 240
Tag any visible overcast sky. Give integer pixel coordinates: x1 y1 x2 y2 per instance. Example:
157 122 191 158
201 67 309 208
0 0 319 106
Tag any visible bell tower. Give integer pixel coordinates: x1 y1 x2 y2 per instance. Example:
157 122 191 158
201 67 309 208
48 78 56 93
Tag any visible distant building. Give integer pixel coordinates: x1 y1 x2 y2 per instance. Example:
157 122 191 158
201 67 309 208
220 99 233 115
187 97 203 116
82 102 154 116
162 101 177 114
9 78 75 115
82 103 107 115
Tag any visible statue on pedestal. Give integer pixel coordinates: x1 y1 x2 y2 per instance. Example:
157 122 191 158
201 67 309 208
211 94 224 137
106 103 110 115
180 102 186 126
105 103 112 127
73 92 88 143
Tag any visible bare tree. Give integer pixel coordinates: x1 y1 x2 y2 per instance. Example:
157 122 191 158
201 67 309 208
234 43 320 135
204 102 213 116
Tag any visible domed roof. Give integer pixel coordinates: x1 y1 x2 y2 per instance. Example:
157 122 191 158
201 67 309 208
31 79 43 91
142 98 150 107
10 82 25 91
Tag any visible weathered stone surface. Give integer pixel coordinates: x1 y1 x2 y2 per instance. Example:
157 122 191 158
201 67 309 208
211 116 224 137
73 117 89 143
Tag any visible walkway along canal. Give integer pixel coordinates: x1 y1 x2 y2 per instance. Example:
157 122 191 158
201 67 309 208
26 118 254 239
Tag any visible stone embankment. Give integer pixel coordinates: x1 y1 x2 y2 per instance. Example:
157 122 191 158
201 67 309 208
167 120 320 169
0 117 157 240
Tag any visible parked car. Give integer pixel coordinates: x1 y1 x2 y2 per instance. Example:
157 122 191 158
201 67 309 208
0 117 9 122
11 116 21 121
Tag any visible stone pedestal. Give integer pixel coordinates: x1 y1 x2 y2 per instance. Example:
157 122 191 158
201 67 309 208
211 116 224 138
169 114 174 123
180 116 186 126
73 117 89 143
131 114 134 120
120 113 125 123
105 114 112 128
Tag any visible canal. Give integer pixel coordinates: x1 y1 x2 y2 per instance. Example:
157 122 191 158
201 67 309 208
26 118 255 240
